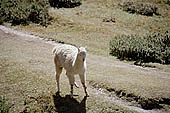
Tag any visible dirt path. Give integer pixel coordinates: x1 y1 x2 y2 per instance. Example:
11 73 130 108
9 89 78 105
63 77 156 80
0 25 170 113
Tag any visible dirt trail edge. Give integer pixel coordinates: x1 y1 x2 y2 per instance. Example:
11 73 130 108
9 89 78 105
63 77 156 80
0 25 170 113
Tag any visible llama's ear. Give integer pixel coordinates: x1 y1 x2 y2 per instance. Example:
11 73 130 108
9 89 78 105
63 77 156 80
84 46 87 50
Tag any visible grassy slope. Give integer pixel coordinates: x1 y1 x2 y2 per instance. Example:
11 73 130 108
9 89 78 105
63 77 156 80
9 0 170 56
1 26 170 112
1 0 170 112
0 30 137 112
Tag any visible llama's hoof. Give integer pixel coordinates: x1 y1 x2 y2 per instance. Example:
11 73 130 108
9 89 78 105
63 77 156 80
86 93 89 97
56 91 60 94
70 94 73 98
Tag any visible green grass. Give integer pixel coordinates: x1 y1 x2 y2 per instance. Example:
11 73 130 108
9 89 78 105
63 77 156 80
0 0 50 26
110 32 170 64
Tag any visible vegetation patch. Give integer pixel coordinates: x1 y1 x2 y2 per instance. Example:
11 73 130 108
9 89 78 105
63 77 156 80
0 97 9 113
120 1 159 16
0 0 51 26
109 31 170 65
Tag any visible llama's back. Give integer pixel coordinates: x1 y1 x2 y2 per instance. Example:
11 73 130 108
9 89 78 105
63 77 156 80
53 44 78 70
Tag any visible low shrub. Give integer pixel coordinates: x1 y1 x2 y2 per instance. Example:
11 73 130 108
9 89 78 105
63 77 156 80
109 31 170 64
0 97 9 113
120 2 159 16
0 0 51 26
49 0 82 8
28 0 51 26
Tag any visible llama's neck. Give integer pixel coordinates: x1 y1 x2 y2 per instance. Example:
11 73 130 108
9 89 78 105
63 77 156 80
75 58 84 66
72 55 86 74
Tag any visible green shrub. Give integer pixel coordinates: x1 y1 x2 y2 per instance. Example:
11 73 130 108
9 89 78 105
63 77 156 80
121 2 159 16
0 97 9 113
28 0 51 26
49 0 82 8
109 31 170 64
0 0 51 26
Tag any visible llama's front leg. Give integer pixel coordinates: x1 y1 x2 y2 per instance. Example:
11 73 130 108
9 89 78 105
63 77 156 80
70 84 73 98
66 73 75 98
83 83 88 96
70 76 74 98
79 74 88 96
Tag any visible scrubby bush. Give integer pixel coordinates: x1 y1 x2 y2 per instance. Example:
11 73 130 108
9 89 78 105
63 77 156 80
49 0 82 8
27 0 51 26
109 31 170 64
0 0 51 26
121 2 159 16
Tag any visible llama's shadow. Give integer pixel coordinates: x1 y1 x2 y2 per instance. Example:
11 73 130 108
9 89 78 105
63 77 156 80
53 92 87 113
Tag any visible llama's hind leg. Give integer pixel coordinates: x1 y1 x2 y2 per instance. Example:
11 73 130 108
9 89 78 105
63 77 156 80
55 66 63 93
54 55 62 93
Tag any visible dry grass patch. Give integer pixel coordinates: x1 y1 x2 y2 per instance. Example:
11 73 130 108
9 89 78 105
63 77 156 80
85 54 170 111
0 58 55 112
